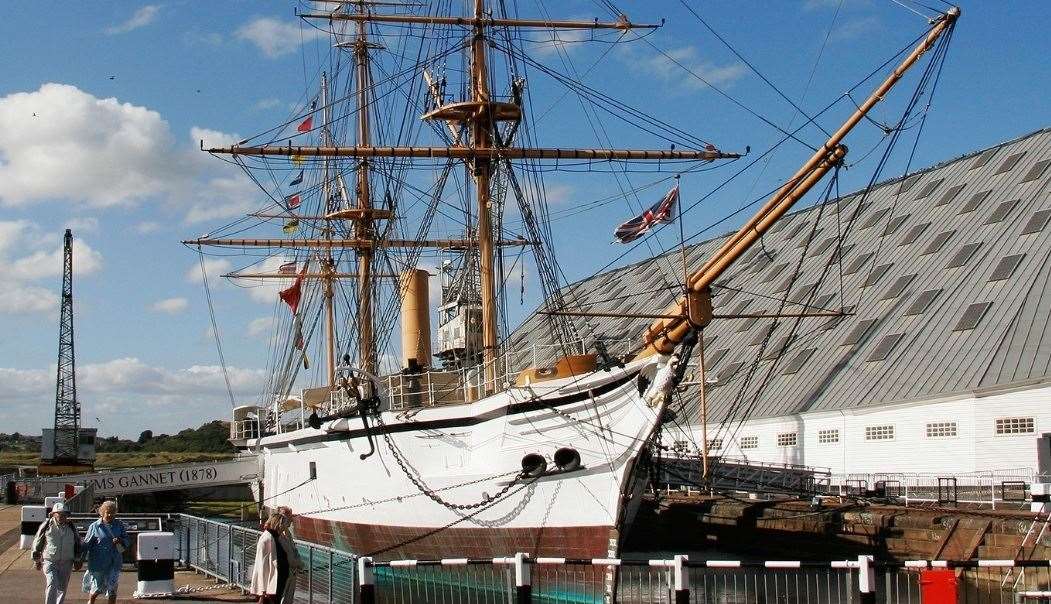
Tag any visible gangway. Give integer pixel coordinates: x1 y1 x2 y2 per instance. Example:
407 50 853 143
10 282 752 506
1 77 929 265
657 455 830 496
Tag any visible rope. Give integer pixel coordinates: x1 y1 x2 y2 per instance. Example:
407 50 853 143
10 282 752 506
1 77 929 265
197 250 236 407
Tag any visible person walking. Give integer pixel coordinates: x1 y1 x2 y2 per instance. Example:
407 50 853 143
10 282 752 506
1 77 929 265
275 507 303 604
81 501 129 604
31 501 83 604
250 512 291 604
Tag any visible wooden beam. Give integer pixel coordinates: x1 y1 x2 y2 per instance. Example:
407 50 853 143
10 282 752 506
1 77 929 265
538 310 851 320
183 237 532 249
298 11 660 31
222 272 399 279
205 144 741 162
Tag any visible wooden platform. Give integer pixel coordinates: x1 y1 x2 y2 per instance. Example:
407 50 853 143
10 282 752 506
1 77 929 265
0 505 250 603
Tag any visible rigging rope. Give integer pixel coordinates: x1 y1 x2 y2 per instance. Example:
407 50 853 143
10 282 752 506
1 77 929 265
197 250 236 407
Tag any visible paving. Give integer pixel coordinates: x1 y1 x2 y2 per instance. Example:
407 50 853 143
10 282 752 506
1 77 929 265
0 505 251 603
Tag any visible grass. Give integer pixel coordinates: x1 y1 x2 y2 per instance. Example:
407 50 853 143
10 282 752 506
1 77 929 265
0 451 236 469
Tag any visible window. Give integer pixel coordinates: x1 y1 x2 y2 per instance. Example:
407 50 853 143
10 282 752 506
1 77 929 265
718 361 745 381
808 237 837 257
985 199 1020 224
736 317 760 332
706 439 723 450
706 348 728 368
785 221 810 240
926 422 958 438
897 174 921 195
994 151 1027 175
946 242 983 268
904 289 941 316
750 325 776 346
813 293 836 309
867 333 905 362
881 274 917 300
970 148 998 170
960 190 991 214
782 348 816 375
829 243 855 264
817 429 840 444
860 208 891 230
761 336 795 360
900 222 930 246
774 275 795 294
1021 209 1051 235
777 432 798 447
763 263 789 283
1021 159 1051 183
935 183 966 207
739 435 759 449
988 254 1025 282
953 301 993 331
922 230 955 255
843 252 874 276
913 178 943 200
995 417 1035 435
797 228 823 248
790 283 818 304
732 299 754 314
865 425 895 441
861 263 893 288
823 305 855 331
841 318 878 346
882 215 910 237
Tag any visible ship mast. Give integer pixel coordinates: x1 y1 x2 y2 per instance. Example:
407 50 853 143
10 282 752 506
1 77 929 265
352 3 377 380
320 73 338 389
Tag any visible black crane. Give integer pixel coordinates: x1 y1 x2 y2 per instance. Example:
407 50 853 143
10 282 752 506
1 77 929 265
52 229 80 462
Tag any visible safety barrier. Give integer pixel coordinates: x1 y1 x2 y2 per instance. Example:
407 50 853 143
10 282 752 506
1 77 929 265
173 514 1051 603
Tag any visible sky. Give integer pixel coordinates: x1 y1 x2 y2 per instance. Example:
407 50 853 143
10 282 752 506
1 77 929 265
0 1 1047 438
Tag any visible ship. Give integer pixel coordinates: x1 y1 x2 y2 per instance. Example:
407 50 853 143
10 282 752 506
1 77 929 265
184 0 959 592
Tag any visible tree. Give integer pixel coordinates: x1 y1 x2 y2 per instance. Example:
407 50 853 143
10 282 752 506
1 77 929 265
137 430 153 444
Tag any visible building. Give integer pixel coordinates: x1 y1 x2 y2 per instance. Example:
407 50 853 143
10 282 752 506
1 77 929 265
507 127 1051 477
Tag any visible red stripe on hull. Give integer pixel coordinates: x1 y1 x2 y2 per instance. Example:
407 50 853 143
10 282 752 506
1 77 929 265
294 516 612 561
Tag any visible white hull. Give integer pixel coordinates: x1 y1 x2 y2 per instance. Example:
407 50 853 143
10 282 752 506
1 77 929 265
249 356 671 559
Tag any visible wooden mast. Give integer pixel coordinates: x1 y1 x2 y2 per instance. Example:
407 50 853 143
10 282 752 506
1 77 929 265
636 7 959 359
353 4 377 379
321 72 338 389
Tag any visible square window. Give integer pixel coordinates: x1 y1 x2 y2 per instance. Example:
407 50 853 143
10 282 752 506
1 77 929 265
985 199 1020 224
737 317 760 332
739 435 759 449
785 221 810 240
935 183 966 207
926 422 958 438
922 230 955 255
900 222 930 246
860 208 891 230
881 215 909 237
995 417 1034 435
970 148 998 170
749 324 776 346
706 439 723 451
960 190 991 214
761 335 795 360
777 432 798 447
945 242 983 269
782 348 816 375
988 254 1025 282
718 361 745 381
797 228 823 248
1021 209 1051 235
881 274 917 300
841 318 878 345
844 252 874 276
913 178 944 200
861 263 893 288
865 425 895 441
897 174 922 195
994 151 1027 175
1021 159 1051 183
829 243 855 264
817 429 840 444
790 283 818 304
808 237 837 257
953 301 993 331
763 263 789 283
904 289 942 316
706 348 729 367
774 275 795 294
867 333 904 362
732 299 754 313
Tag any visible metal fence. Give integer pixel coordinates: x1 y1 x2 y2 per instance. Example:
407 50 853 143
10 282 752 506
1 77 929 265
175 514 358 603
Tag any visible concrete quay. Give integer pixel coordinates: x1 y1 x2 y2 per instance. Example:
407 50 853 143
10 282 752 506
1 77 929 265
0 505 250 603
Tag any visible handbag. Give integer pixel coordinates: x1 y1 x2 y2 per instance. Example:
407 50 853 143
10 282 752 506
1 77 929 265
100 521 126 554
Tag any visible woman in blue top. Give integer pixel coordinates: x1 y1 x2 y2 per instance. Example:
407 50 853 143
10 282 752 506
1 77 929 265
81 501 129 604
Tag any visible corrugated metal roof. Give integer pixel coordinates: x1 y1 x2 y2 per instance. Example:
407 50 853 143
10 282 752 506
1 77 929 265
506 127 1051 422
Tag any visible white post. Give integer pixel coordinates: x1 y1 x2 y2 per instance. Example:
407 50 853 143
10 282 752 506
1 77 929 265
514 552 532 603
673 554 689 603
857 554 875 604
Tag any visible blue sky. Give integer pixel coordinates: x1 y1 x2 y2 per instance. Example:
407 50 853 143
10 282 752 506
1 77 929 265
1 1 1047 438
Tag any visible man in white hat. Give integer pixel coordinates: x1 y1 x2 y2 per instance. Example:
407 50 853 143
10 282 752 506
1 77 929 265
32 501 83 604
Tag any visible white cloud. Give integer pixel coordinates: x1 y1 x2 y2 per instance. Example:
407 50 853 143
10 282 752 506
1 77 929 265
238 256 297 304
253 98 282 111
621 45 746 91
530 28 588 57
106 5 163 35
0 220 103 315
543 184 575 205
64 217 99 233
0 358 268 437
135 221 161 234
247 316 273 338
185 258 232 285
235 17 325 59
151 297 188 314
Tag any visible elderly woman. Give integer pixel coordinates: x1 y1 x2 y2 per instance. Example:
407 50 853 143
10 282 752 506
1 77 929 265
250 511 292 604
275 507 303 603
32 501 83 604
81 501 129 604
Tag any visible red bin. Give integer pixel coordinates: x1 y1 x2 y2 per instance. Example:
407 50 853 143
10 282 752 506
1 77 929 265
919 569 957 603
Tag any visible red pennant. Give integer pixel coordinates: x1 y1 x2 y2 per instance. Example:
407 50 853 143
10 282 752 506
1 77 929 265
279 265 307 314
297 116 313 133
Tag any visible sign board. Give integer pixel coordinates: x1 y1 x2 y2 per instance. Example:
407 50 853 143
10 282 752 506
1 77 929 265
72 458 259 496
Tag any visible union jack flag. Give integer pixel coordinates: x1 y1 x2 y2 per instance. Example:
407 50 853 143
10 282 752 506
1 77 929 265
278 261 297 275
613 185 679 243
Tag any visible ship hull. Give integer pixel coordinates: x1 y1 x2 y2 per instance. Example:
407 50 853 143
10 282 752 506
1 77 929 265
252 356 669 563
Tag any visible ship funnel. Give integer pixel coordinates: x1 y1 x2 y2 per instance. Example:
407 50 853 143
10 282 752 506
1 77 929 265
400 268 432 370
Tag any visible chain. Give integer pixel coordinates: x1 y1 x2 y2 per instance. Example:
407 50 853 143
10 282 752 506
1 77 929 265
375 413 526 510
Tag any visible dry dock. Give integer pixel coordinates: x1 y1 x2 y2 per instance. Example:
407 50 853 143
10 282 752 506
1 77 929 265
0 505 250 603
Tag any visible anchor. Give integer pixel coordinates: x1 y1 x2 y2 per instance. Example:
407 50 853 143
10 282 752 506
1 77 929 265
308 356 383 460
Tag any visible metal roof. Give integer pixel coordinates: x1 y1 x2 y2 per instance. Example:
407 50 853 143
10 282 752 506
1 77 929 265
506 127 1051 423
